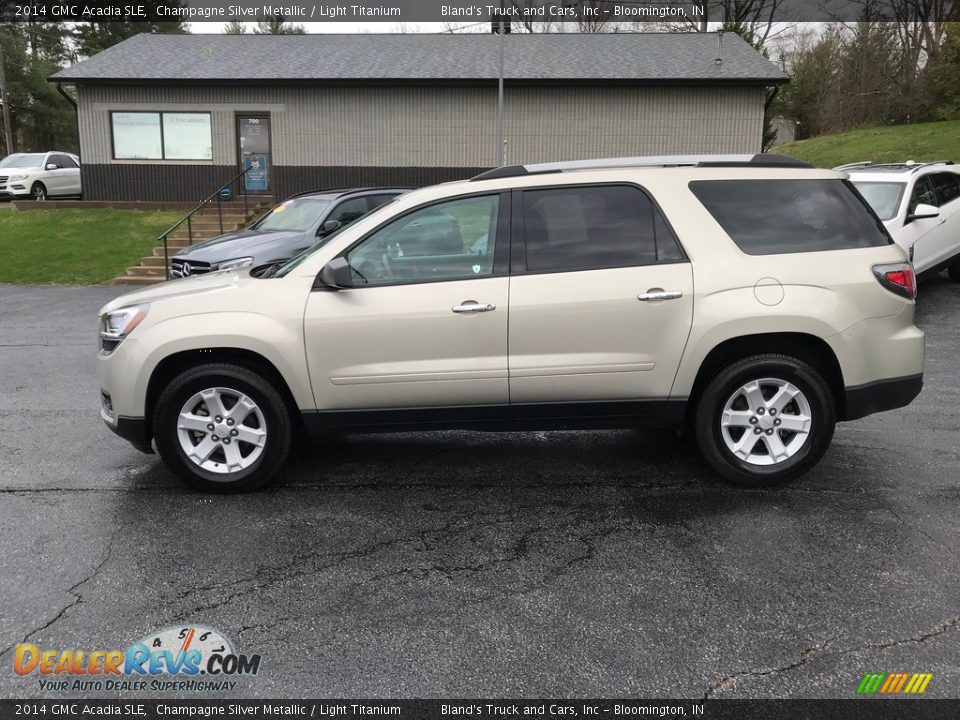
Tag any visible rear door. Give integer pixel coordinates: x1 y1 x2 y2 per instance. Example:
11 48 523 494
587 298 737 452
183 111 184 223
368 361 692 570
507 184 694 417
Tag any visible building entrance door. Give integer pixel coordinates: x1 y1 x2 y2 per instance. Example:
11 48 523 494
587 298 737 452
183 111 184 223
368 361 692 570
236 114 272 195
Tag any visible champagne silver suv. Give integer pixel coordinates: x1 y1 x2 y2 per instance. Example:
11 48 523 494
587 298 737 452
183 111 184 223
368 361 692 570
97 154 925 492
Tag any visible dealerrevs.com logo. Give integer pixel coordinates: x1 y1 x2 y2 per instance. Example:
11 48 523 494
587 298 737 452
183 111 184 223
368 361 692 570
13 624 261 692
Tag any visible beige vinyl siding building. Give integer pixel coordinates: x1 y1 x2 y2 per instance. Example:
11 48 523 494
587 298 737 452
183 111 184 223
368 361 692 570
52 33 787 202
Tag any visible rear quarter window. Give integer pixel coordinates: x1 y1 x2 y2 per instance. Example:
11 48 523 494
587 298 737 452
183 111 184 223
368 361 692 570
689 179 892 255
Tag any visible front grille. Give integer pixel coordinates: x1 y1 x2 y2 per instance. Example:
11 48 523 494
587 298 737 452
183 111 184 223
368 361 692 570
100 336 122 354
170 258 212 278
0 176 7 189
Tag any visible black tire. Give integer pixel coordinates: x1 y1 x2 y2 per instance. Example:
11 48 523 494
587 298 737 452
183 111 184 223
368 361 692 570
153 363 293 492
694 353 835 487
30 182 47 201
949 263 960 283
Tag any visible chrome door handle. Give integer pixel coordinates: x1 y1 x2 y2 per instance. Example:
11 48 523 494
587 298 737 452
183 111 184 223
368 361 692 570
452 301 496 314
638 289 683 302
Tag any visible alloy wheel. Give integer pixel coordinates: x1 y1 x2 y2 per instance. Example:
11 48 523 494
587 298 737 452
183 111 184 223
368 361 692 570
719 377 813 466
176 387 267 476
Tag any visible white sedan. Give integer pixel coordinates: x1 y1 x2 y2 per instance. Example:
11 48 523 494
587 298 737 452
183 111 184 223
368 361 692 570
843 160 960 281
0 151 82 201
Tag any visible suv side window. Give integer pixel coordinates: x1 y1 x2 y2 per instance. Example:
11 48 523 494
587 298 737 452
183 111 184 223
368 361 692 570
909 176 939 212
690 179 891 255
930 172 960 206
520 185 669 272
328 197 369 227
347 195 499 286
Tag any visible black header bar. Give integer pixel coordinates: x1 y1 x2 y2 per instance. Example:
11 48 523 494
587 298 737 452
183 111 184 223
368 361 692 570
0 0 957 23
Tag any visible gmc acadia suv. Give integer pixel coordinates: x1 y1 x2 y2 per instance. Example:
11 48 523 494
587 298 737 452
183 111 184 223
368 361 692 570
97 154 925 492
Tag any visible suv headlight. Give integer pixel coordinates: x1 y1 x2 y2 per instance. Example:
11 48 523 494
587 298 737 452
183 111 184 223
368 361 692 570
99 304 149 354
8 173 30 182
216 257 254 271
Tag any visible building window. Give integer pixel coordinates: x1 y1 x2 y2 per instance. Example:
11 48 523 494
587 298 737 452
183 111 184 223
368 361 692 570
111 112 212 161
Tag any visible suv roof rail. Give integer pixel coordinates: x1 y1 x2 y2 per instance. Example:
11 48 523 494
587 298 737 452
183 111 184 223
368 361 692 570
470 153 814 181
836 159 955 173
286 186 413 199
834 161 874 171
910 160 954 173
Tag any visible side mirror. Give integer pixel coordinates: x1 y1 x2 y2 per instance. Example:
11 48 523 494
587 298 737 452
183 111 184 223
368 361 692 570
318 256 353 289
318 219 342 237
46 163 58 171
907 203 939 223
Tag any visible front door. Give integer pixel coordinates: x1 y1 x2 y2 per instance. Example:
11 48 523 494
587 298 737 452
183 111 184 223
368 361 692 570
303 193 510 416
51 154 81 195
920 172 960 269
236 115 271 195
903 175 942 272
508 184 694 409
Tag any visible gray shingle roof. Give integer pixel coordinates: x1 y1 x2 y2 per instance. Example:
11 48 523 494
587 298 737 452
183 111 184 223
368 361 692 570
51 32 788 84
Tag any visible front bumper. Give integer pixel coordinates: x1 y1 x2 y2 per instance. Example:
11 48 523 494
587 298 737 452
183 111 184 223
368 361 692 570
843 374 923 421
0 189 29 200
102 411 153 454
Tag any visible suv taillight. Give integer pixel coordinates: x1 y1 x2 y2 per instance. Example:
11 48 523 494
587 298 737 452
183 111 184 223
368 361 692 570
872 262 917 300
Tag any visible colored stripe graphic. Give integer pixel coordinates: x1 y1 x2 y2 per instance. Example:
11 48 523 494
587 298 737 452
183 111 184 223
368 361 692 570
857 673 886 694
858 673 932 695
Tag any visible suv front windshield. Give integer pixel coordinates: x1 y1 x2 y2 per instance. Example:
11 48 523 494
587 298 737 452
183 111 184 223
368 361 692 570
0 153 46 169
252 197 332 232
851 181 906 221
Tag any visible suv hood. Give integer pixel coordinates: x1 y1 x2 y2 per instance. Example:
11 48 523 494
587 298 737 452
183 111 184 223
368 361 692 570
98 268 256 316
173 228 310 261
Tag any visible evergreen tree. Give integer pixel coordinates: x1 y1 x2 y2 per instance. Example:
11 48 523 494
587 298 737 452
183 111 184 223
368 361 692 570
254 17 306 35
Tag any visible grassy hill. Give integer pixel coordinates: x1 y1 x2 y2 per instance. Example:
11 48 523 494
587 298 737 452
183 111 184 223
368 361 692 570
0 209 180 284
774 120 960 168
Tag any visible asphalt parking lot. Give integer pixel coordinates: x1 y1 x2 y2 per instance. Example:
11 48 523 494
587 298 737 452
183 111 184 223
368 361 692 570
0 279 958 700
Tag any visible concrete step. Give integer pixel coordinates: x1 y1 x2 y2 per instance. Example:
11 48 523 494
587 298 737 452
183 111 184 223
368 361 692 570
120 198 272 282
155 241 217 255
126 266 167 277
168 220 248 234
113 275 165 286
163 236 220 247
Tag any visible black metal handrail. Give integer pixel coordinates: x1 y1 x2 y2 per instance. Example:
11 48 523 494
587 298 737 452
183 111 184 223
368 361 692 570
159 166 256 280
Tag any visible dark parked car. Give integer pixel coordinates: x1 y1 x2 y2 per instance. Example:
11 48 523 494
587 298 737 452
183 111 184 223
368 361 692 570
170 187 409 278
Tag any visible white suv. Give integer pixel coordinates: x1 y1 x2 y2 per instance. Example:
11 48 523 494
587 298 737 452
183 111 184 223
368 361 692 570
842 160 960 280
97 154 925 492
0 152 82 200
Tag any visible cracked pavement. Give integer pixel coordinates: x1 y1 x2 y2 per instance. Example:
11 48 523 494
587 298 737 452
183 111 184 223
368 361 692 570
0 280 958 699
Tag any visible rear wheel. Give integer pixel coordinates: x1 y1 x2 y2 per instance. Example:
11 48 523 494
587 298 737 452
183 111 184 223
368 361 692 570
153 363 292 492
30 182 47 201
694 354 835 487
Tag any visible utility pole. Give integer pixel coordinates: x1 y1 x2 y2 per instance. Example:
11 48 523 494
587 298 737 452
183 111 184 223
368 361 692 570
493 14 508 167
0 31 14 157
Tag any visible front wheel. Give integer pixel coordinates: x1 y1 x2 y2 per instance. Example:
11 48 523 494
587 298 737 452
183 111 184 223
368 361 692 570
949 263 960 283
30 182 47 201
694 354 835 487
153 363 293 492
